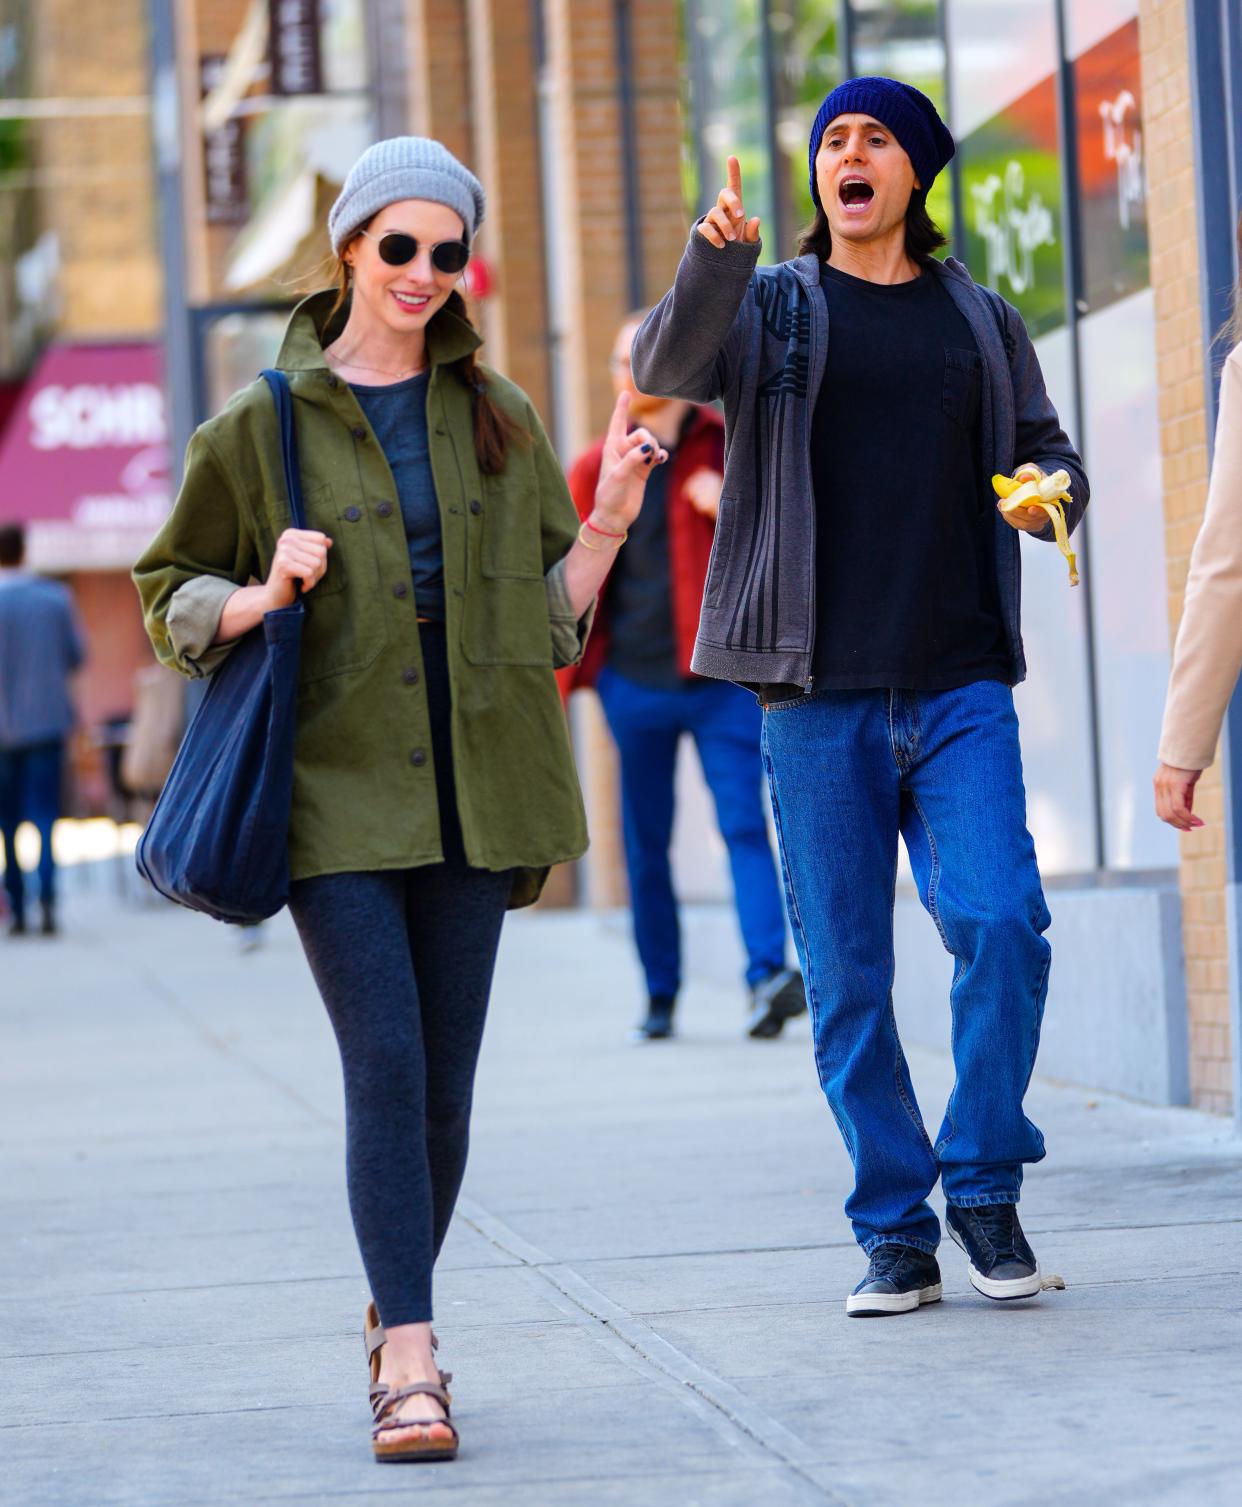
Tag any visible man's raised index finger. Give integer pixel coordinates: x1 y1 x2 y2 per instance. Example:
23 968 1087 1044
726 155 742 196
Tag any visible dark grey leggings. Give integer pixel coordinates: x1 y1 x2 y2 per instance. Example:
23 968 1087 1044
288 626 513 1325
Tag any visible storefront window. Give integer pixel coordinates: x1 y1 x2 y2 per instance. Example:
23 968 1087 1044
847 0 953 239
767 2 842 247
946 0 1065 336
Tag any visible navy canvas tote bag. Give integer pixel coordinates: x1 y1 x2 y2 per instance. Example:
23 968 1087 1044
136 369 307 925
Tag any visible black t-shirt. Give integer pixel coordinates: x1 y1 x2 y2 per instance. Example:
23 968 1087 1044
605 460 684 688
351 371 445 621
809 261 1008 690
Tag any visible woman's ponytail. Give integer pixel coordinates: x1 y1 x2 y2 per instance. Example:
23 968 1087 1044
443 290 529 475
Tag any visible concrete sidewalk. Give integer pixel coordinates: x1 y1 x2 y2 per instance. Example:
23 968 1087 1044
1 872 1240 1507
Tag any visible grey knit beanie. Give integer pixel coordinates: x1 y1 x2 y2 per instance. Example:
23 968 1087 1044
328 137 486 253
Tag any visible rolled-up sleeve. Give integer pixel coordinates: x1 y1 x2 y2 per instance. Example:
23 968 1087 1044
545 555 596 669
166 574 244 679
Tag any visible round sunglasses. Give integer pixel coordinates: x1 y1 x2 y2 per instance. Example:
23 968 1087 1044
359 229 471 275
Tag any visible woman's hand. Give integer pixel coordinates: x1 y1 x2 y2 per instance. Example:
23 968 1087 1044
591 391 668 533
263 527 333 608
1154 762 1206 831
698 156 762 249
997 463 1051 533
684 467 723 521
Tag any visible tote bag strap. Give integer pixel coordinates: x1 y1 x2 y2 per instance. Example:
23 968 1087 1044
259 368 307 532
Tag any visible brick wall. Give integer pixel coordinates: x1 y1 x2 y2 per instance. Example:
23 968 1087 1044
1140 0 1234 1114
32 0 161 337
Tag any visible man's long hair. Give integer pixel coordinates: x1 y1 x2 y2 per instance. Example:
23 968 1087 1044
796 193 948 264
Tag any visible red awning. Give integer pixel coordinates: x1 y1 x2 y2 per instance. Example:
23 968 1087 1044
0 342 169 571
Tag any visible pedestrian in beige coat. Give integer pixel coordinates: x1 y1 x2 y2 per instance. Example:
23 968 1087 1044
1156 267 1242 830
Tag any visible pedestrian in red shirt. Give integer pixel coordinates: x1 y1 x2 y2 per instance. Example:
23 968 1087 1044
563 313 805 1041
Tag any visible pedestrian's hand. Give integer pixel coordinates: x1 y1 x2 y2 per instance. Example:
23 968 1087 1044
684 466 723 520
997 462 1050 533
265 527 332 608
592 391 668 533
1154 762 1206 831
698 156 762 249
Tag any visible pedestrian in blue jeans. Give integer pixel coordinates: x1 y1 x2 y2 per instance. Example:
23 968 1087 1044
633 79 1089 1312
0 523 84 937
565 313 805 1042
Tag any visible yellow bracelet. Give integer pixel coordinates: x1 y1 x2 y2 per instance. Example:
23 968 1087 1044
578 521 626 550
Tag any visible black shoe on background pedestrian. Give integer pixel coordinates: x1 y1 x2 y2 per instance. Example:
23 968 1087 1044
632 994 676 1041
746 967 807 1038
946 1202 1042 1300
846 1243 942 1316
6 912 26 938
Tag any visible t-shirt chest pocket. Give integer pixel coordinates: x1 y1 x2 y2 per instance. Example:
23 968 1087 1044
942 346 982 428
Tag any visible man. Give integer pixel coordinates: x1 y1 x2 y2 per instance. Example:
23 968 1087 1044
0 523 84 936
564 313 805 1042
634 78 1088 1313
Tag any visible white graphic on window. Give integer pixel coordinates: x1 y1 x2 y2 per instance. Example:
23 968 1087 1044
971 161 1057 296
1100 90 1144 231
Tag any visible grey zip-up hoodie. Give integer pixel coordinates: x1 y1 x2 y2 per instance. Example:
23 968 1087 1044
632 228 1089 690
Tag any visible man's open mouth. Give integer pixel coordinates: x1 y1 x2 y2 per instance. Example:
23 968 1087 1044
838 177 875 208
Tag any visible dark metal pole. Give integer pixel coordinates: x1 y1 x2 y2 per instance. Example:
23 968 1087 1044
685 0 716 219
613 0 645 309
758 0 790 256
938 0 967 262
838 0 856 79
1052 0 1106 873
148 0 196 491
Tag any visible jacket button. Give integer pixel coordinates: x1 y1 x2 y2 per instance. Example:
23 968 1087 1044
376 500 393 518
393 582 409 598
343 506 361 522
410 748 427 767
352 425 367 440
469 499 482 515
402 667 420 685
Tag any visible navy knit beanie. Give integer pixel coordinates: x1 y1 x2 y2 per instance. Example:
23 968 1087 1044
808 77 955 209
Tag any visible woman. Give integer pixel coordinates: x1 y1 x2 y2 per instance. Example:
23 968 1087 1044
1156 225 1242 832
133 136 665 1463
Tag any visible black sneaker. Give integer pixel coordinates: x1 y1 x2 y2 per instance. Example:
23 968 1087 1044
39 901 57 937
6 913 27 938
846 1244 943 1317
745 968 807 1038
946 1202 1042 1301
632 995 675 1041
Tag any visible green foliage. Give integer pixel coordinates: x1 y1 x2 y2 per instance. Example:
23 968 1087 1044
0 116 26 176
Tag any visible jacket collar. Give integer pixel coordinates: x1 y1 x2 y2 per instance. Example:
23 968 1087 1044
276 289 484 372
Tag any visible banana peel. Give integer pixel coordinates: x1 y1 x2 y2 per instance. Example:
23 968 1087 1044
993 469 1079 586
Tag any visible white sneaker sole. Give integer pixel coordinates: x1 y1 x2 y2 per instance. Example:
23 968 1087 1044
846 1282 943 1317
964 1262 1043 1301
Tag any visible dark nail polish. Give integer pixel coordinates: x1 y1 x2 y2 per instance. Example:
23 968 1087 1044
641 443 653 454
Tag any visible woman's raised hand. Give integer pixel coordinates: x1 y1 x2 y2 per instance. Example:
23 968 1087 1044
698 156 762 249
264 527 333 608
591 391 668 533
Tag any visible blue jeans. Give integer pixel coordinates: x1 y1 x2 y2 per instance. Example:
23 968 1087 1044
596 667 787 997
0 739 64 921
761 682 1050 1254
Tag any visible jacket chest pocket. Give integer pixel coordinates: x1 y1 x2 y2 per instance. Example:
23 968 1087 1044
297 481 388 681
479 471 544 581
942 347 982 428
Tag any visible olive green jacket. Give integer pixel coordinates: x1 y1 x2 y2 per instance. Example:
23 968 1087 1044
133 291 592 907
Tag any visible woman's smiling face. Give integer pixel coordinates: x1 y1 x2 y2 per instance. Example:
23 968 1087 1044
343 198 467 337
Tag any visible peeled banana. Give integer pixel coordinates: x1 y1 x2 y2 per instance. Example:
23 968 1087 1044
993 468 1079 586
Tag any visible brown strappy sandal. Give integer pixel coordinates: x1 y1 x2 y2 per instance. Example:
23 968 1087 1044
364 1302 457 1463
371 1380 458 1463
